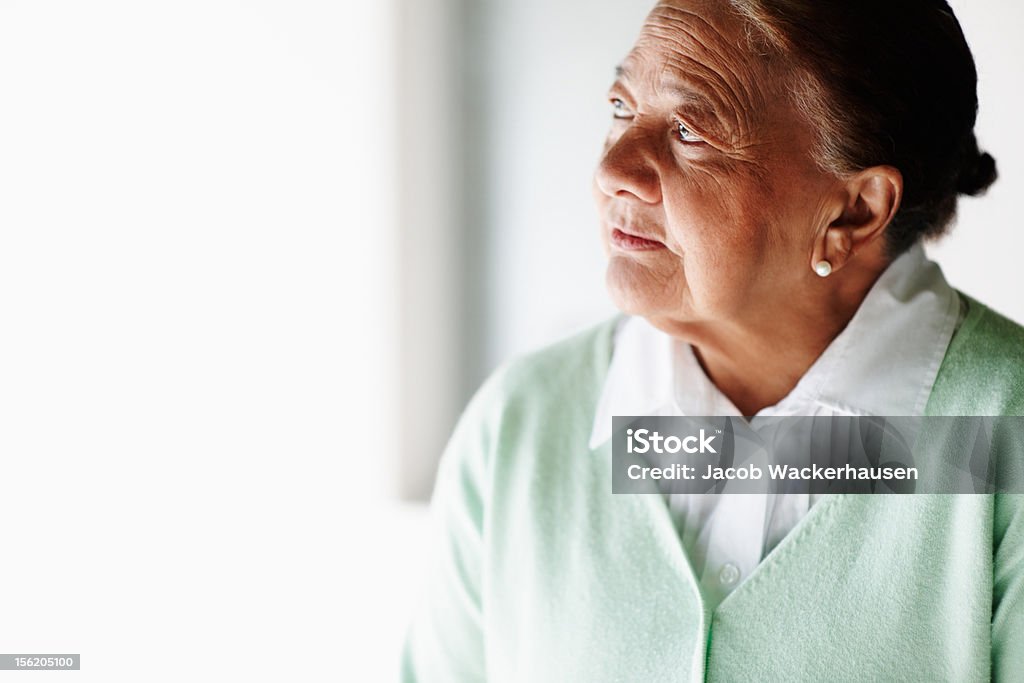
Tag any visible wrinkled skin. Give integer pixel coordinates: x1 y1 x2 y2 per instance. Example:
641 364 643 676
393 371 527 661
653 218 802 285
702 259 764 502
593 0 898 414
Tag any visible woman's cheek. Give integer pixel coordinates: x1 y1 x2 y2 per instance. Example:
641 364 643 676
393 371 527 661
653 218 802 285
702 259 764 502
663 183 749 254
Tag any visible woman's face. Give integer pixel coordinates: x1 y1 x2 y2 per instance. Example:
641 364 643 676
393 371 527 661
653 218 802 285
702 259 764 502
594 0 839 331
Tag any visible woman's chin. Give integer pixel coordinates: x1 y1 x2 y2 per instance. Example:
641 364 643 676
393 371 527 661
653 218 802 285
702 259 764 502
605 263 672 317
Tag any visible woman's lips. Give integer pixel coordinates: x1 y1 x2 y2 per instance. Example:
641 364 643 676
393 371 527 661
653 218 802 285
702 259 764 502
610 227 666 251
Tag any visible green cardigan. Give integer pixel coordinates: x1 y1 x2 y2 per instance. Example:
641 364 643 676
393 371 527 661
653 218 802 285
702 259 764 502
401 293 1024 681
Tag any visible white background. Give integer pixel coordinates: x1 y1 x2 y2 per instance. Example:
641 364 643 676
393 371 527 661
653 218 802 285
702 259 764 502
0 1 1020 681
0 1 421 680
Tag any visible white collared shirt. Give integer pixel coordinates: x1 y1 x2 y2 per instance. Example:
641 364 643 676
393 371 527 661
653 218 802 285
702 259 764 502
589 243 963 609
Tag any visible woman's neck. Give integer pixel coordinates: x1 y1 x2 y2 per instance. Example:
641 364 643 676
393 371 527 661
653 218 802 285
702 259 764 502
688 320 844 416
650 259 887 416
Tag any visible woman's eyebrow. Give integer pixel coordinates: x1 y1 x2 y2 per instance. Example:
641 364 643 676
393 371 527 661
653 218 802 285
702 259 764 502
614 64 717 112
660 73 719 113
612 62 730 139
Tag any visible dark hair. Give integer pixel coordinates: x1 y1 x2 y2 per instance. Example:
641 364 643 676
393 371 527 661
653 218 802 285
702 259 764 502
729 0 998 256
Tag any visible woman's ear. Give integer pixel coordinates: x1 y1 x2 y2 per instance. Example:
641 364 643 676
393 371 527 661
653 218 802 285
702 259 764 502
815 165 903 274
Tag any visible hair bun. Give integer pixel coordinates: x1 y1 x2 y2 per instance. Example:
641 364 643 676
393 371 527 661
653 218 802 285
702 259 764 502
957 150 998 196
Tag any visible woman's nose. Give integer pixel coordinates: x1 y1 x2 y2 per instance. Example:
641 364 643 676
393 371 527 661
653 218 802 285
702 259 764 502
594 126 662 204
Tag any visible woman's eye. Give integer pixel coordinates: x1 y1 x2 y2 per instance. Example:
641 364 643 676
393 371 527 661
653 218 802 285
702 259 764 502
676 120 703 144
610 98 631 119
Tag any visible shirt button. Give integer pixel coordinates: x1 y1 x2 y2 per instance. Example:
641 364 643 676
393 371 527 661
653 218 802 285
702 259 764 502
719 563 741 586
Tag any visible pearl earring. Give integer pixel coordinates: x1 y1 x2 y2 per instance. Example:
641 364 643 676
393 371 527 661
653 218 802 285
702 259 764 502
814 260 832 278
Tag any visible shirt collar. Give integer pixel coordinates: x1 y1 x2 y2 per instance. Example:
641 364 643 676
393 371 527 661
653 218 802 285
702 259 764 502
588 243 961 449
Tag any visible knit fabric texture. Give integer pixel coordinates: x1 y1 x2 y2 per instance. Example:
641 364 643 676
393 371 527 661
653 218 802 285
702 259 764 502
401 292 1024 681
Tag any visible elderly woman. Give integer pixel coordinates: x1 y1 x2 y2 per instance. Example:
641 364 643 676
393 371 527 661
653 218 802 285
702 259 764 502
402 0 1023 680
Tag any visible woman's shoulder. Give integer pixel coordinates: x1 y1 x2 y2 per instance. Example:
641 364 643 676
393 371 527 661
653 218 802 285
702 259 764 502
956 292 1024 347
452 315 621 446
928 292 1024 416
493 316 620 398
438 315 621 480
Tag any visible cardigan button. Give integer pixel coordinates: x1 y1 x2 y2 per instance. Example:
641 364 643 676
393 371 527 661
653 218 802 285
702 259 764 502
719 563 741 586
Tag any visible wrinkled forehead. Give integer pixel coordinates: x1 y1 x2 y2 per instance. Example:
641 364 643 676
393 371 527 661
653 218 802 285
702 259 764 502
634 0 751 59
621 0 776 110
